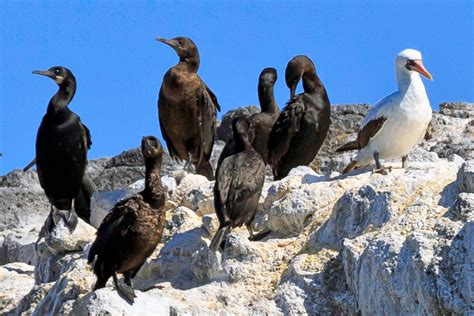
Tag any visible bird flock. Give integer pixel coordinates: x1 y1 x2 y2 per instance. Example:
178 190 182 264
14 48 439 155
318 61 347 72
27 36 432 302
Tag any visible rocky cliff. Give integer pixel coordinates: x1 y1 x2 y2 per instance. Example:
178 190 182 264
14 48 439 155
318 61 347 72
0 102 472 315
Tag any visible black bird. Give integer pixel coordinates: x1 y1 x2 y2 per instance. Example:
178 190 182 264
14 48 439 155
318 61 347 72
210 117 267 251
248 67 279 165
268 56 331 180
33 66 92 232
217 68 279 169
88 136 166 303
156 36 220 180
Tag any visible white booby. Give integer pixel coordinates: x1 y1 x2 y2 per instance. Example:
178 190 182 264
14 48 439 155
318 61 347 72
337 49 433 174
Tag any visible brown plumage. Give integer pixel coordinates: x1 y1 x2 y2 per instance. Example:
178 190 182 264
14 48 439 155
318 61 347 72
336 116 387 173
88 136 166 303
157 36 220 180
248 67 279 165
217 67 279 169
210 117 266 251
268 56 331 180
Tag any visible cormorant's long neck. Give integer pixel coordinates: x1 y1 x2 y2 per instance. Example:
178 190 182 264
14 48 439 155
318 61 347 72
302 71 323 94
258 83 278 113
143 157 165 208
47 82 76 114
179 54 200 73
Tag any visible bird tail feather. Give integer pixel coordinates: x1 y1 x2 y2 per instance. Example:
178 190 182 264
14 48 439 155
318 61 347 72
336 141 358 153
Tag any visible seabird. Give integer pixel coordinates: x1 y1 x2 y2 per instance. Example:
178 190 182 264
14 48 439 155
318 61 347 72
210 117 267 251
156 36 220 180
88 136 166 303
248 67 279 165
268 55 331 180
217 67 279 168
33 66 92 232
336 49 433 174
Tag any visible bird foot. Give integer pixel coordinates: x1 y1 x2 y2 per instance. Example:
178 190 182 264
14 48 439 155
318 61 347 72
49 208 78 233
371 166 392 175
248 229 272 241
115 281 137 304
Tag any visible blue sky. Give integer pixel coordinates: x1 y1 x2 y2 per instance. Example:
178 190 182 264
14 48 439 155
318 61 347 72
0 0 472 175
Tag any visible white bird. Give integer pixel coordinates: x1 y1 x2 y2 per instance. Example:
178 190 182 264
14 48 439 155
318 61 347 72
337 49 433 174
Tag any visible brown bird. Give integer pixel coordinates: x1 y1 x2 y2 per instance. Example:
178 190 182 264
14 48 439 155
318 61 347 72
217 67 279 169
88 136 166 303
211 117 267 251
156 36 220 180
268 55 331 180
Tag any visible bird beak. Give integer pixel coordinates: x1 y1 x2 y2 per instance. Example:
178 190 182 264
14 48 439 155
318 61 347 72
411 60 433 81
290 84 297 99
32 70 55 79
156 37 177 49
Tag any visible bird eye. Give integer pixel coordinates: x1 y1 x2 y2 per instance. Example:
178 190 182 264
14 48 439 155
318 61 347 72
54 69 61 75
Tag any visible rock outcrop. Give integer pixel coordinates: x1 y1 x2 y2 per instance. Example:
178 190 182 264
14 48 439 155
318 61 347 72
0 102 472 315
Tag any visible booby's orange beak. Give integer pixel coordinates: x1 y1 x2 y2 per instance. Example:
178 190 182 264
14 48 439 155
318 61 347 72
411 60 433 81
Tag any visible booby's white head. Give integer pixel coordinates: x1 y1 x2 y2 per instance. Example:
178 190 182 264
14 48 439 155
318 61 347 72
396 49 433 83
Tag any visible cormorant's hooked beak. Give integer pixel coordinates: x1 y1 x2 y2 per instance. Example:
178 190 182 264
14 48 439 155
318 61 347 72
156 37 178 50
410 60 433 81
32 70 55 80
289 84 297 99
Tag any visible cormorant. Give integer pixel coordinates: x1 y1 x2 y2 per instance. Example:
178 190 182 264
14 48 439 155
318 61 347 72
156 36 220 180
33 66 92 232
210 117 266 251
336 49 433 174
88 136 166 303
268 56 331 180
216 67 278 169
248 67 279 165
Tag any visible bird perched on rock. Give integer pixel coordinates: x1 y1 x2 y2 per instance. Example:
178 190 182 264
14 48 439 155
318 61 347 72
156 36 220 180
211 117 267 251
268 55 331 180
33 66 92 232
336 49 433 174
217 67 279 169
88 136 166 303
248 67 280 165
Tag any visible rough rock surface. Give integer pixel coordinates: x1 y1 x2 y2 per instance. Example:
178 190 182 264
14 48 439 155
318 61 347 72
1 102 473 315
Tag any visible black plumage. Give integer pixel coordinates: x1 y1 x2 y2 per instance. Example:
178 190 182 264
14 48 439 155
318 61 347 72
268 56 331 180
33 66 92 231
88 136 166 303
210 117 266 251
216 67 279 171
157 36 220 180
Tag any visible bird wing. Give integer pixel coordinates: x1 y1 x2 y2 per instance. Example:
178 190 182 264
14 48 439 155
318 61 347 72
204 83 221 112
216 155 235 208
87 197 137 263
355 116 387 149
80 121 92 150
158 113 180 160
337 94 396 152
226 152 265 222
196 83 220 166
268 98 305 166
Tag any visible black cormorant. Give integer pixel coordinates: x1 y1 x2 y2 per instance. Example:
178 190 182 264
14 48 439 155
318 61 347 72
156 36 220 180
88 136 166 303
33 66 92 232
216 67 278 169
210 117 266 251
268 56 331 180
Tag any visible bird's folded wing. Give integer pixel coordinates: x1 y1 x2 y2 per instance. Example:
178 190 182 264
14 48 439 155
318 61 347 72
268 100 305 165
